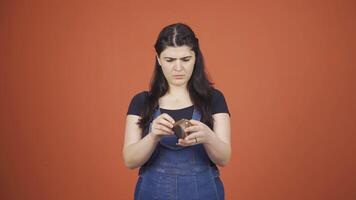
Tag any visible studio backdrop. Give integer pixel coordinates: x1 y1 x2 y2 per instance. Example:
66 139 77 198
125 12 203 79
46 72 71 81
1 0 355 200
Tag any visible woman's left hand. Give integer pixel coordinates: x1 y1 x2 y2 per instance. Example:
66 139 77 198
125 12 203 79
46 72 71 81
177 119 214 146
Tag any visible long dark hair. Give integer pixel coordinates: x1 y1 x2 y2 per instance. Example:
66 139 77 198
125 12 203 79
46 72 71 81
138 23 215 133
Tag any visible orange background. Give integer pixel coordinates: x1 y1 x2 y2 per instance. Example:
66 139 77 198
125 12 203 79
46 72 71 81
1 0 355 199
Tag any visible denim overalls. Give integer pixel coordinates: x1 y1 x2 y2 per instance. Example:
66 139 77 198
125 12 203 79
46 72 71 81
134 106 224 200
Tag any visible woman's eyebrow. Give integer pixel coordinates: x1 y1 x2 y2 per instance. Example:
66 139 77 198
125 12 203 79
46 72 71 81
163 56 192 59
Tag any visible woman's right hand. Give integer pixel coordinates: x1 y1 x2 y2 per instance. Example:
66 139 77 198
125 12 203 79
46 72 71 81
150 113 175 140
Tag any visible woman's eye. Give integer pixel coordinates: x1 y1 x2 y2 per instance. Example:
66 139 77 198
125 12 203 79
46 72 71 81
165 59 190 62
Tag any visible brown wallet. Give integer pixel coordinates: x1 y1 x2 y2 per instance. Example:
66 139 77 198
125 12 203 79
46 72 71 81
172 118 192 139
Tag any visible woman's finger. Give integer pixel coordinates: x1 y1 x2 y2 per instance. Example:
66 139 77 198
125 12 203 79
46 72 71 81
156 118 174 129
177 139 193 146
189 119 201 125
153 124 174 134
177 137 200 146
160 113 175 125
185 132 205 141
185 124 200 133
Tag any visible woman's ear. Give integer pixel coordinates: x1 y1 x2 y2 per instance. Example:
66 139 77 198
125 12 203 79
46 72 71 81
156 54 162 66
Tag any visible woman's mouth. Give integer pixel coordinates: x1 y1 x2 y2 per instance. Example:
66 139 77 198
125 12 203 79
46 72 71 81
173 75 184 79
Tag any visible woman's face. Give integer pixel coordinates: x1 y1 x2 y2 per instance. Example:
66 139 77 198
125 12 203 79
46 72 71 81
157 45 196 87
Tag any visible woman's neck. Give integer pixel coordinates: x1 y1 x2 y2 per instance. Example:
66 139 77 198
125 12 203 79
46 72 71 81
159 85 193 109
166 85 189 97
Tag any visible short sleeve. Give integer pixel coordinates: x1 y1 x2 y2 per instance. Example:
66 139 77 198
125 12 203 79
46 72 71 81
212 88 231 116
126 91 148 116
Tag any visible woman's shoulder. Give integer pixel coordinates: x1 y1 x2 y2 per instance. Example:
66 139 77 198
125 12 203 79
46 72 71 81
132 90 150 100
126 90 149 116
210 87 231 116
211 87 227 103
211 87 225 97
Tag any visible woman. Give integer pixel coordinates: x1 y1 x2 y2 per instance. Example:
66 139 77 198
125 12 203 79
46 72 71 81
123 23 231 200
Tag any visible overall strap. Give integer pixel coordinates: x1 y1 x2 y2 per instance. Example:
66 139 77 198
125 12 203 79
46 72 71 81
192 106 202 121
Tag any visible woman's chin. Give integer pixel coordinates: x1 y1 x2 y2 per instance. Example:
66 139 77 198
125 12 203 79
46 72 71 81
170 80 187 87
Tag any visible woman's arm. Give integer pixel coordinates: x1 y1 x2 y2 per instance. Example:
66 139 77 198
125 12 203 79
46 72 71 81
123 114 175 169
179 113 231 167
203 113 231 167
123 115 160 169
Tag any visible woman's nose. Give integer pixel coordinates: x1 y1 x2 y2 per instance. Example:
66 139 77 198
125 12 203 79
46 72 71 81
173 60 183 71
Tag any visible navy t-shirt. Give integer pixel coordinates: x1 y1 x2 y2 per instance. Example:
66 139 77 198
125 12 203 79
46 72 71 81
126 89 230 128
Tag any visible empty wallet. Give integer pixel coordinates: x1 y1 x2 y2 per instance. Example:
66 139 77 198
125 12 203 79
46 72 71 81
172 118 192 139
